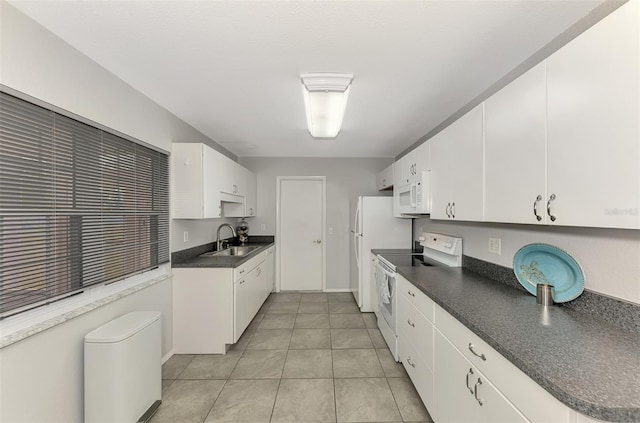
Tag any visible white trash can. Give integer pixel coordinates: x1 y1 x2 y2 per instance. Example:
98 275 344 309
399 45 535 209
85 311 162 423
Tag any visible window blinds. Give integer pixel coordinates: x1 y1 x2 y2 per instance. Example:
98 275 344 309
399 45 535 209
0 92 169 318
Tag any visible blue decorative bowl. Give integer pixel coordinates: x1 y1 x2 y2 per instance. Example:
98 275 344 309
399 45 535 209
513 243 585 303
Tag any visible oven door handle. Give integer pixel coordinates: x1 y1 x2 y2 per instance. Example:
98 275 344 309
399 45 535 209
376 263 396 278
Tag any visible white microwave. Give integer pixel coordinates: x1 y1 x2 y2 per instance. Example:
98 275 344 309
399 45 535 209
397 171 431 215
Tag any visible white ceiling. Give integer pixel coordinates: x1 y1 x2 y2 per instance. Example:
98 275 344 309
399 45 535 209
9 0 605 158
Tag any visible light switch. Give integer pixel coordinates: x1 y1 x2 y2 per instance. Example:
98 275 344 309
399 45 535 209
328 227 333 235
261 223 266 231
183 231 189 242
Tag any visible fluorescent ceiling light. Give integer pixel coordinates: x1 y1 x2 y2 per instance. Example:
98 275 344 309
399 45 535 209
301 73 354 138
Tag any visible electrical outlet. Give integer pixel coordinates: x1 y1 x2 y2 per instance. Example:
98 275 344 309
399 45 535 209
261 223 266 232
488 238 501 255
183 231 189 243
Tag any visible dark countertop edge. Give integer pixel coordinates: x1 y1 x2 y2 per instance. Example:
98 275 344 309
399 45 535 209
171 242 275 269
396 266 640 422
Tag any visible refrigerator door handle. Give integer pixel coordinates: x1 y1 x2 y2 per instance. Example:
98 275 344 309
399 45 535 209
353 198 362 266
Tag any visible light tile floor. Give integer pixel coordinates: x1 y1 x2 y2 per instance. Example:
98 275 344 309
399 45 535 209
153 292 433 423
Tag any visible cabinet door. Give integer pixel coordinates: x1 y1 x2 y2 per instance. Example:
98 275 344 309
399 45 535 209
398 324 435 413
434 330 527 423
244 168 257 217
202 146 222 218
413 142 429 181
430 105 484 221
234 278 250 342
219 154 242 195
377 164 393 190
433 330 476 422
265 247 275 296
392 160 404 217
547 0 639 229
484 63 547 224
429 129 452 220
172 143 205 218
449 105 484 221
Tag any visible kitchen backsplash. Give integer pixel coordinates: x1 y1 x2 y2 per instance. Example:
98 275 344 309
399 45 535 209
461 255 640 332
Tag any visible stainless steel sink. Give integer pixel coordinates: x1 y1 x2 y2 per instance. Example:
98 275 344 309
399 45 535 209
200 246 261 257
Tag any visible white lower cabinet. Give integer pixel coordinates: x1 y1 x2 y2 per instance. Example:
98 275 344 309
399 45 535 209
398 325 435 412
397 276 573 422
173 249 271 353
434 329 528 423
265 246 275 297
234 258 267 341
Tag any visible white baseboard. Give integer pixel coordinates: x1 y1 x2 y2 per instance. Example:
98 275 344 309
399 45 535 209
162 348 174 364
323 288 353 293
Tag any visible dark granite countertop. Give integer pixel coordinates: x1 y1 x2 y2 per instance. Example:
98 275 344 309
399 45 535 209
396 265 640 422
172 241 274 269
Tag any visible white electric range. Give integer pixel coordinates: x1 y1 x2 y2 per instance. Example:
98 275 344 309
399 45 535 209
374 232 463 360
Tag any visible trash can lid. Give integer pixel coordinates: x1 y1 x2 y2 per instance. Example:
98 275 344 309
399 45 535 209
85 311 161 343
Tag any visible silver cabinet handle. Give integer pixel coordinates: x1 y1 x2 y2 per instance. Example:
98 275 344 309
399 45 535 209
468 343 486 361
547 193 557 221
239 280 245 284
465 368 474 394
474 378 484 406
407 319 415 328
533 195 543 221
451 202 456 219
407 290 415 297
313 240 322 244
446 203 451 218
406 357 416 368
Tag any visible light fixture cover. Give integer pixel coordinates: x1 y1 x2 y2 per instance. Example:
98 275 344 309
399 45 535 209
301 73 353 138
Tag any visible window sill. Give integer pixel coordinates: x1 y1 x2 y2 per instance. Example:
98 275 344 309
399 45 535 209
0 264 172 349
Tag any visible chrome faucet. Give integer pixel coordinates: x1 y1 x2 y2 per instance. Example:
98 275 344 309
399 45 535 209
216 223 237 251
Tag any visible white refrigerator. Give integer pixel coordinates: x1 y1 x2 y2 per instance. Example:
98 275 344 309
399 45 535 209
349 196 412 311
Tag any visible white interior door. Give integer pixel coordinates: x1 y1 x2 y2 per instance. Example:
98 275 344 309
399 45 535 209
277 177 325 291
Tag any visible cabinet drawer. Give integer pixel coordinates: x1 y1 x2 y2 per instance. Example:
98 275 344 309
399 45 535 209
435 305 571 422
398 324 434 413
398 293 434 371
234 252 266 281
398 275 434 322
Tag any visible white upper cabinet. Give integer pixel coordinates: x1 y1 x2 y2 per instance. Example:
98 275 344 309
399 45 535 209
484 62 547 224
546 0 639 229
413 141 430 179
222 167 258 218
219 154 245 196
430 104 484 221
395 152 414 188
244 167 257 217
172 143 221 219
377 164 393 191
172 143 257 219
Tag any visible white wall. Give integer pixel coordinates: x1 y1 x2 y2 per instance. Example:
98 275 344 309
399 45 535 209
413 218 640 305
239 157 393 290
0 279 173 423
0 2 239 256
0 5 233 421
171 217 239 251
